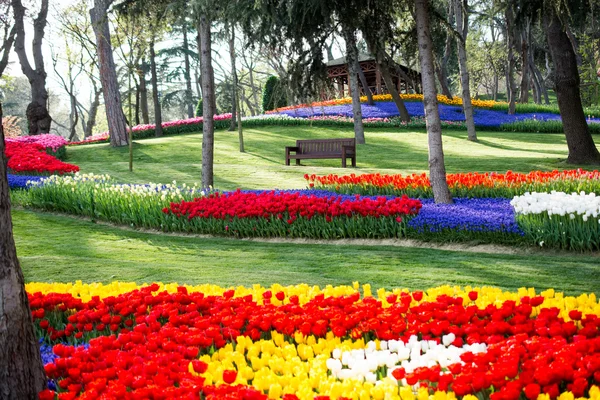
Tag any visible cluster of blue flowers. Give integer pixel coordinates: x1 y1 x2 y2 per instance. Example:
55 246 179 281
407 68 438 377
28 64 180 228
8 174 45 189
276 101 600 128
237 189 522 237
408 197 523 235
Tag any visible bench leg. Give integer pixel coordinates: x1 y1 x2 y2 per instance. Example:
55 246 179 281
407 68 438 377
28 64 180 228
351 156 356 167
342 156 347 168
296 159 301 166
286 156 290 166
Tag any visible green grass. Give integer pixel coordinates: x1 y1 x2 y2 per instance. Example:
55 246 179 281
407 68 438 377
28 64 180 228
65 126 576 190
13 209 600 295
15 125 599 294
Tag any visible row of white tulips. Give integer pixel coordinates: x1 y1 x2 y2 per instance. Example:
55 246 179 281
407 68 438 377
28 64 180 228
326 335 487 384
511 191 600 250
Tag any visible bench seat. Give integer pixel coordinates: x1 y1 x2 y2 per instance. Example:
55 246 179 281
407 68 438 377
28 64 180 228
285 138 356 167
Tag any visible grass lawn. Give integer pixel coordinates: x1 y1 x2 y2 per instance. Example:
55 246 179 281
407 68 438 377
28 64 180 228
14 125 599 294
13 209 600 295
65 126 574 190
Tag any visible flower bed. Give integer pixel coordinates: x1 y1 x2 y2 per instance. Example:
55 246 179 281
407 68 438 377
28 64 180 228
5 141 79 175
306 170 600 199
407 198 523 242
267 94 502 112
69 114 233 146
163 190 422 239
26 173 207 228
511 191 600 251
28 282 600 400
7 133 68 153
268 100 600 134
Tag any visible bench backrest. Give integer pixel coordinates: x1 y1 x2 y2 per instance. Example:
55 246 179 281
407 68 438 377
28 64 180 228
297 138 355 154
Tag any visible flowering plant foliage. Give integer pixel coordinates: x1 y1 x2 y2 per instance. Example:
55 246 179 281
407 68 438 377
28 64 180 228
26 173 208 228
305 170 600 199
511 191 600 250
163 190 422 238
27 282 600 400
4 141 79 175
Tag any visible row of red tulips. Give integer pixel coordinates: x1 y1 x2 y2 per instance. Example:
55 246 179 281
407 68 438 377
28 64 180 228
162 190 422 238
5 141 79 175
305 170 600 198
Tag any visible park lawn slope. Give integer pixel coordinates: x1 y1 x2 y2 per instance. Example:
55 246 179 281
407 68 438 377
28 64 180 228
13 209 600 296
65 126 573 190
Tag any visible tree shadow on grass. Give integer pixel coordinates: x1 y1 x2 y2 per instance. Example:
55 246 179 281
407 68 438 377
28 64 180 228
475 139 567 155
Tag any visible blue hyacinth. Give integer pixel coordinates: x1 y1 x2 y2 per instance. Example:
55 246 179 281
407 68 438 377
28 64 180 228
275 101 600 128
8 174 46 189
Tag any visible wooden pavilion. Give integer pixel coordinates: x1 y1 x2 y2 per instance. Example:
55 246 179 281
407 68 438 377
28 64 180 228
326 53 421 98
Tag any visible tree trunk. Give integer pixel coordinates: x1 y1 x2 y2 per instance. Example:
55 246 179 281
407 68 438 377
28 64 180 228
454 0 477 141
85 87 101 138
228 24 237 132
182 22 194 119
545 12 600 164
248 67 260 114
531 61 550 104
518 23 530 104
505 5 517 115
356 60 374 105
134 81 140 125
435 58 453 99
415 0 453 204
90 0 128 146
139 60 150 124
376 50 410 122
68 91 79 141
199 14 216 187
12 0 52 135
343 27 365 145
237 79 244 152
438 0 454 99
0 102 47 399
149 37 163 137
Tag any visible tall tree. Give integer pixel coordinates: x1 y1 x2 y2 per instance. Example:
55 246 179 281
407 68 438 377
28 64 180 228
454 0 477 141
138 60 150 124
56 0 103 138
0 0 47 392
198 11 216 187
343 28 366 144
90 0 129 146
504 2 517 114
182 19 195 119
149 34 163 137
415 0 453 203
51 42 85 141
12 0 52 135
544 9 600 164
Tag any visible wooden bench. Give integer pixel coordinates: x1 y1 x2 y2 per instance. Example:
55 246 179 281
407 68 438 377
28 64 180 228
285 138 356 168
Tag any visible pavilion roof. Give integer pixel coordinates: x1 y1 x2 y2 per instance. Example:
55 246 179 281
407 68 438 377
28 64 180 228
325 53 375 67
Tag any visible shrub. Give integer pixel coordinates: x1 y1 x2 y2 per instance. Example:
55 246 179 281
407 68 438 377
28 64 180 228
262 76 287 112
195 98 203 117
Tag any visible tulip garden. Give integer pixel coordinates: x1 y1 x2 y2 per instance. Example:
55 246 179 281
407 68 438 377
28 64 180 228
5 104 600 399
